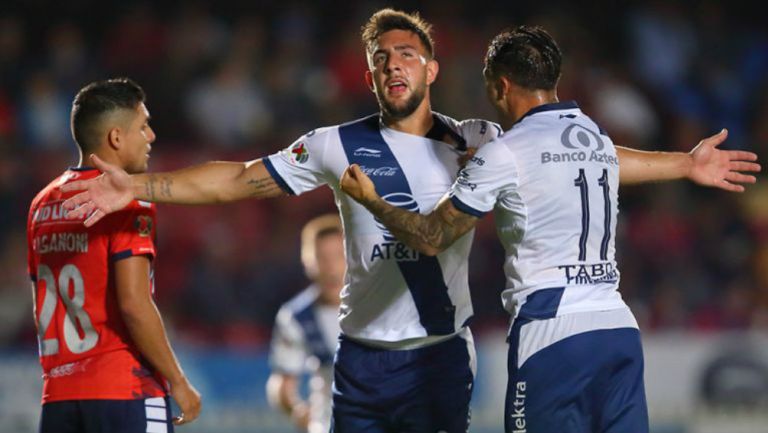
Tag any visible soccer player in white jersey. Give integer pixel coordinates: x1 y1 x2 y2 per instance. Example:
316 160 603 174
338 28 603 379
61 10 758 433
267 214 345 433
339 26 761 433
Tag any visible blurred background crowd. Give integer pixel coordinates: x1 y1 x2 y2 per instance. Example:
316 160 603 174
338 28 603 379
1 0 767 352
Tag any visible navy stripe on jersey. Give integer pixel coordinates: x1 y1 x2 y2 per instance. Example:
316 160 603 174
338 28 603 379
339 115 456 335
262 158 296 195
450 196 485 218
290 297 334 365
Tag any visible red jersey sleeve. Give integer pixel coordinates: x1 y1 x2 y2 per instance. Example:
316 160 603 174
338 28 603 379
108 201 157 261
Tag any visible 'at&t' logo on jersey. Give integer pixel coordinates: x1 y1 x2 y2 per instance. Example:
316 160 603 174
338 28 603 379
540 123 618 166
370 192 420 262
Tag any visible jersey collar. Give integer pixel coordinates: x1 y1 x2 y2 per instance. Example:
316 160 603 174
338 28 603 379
515 100 580 126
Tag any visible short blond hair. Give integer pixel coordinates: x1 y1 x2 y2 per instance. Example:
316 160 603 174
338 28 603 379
361 8 435 58
301 214 343 271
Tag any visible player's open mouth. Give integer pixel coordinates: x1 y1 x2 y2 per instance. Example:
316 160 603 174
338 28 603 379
387 80 407 95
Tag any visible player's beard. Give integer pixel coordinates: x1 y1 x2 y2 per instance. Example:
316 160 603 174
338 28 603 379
377 84 426 120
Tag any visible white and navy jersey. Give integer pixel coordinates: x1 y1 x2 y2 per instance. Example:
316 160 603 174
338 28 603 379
265 113 500 342
449 101 626 318
269 285 341 433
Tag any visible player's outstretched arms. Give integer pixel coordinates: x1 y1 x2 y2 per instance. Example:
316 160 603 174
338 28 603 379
617 129 760 191
62 154 286 227
341 164 478 256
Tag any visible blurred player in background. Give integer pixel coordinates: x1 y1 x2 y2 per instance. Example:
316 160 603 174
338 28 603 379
339 25 761 433
27 78 201 433
60 9 759 433
266 214 344 433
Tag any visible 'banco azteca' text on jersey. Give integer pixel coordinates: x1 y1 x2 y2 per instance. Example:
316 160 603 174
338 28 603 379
265 114 500 342
449 102 626 318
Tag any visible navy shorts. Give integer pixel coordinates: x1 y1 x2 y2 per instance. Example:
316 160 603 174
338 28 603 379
506 289 648 433
332 332 475 433
39 396 174 433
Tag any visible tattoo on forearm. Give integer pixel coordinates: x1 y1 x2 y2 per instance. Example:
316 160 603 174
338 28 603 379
247 177 282 197
161 178 173 198
366 198 476 252
146 175 157 201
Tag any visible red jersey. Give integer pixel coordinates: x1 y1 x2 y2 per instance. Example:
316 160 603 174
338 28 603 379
27 168 167 403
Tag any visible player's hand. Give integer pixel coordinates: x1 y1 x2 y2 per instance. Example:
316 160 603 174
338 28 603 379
61 154 135 226
341 164 379 206
688 129 761 192
290 402 310 431
458 147 477 167
170 379 202 426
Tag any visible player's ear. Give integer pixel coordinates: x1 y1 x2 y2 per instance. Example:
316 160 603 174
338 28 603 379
426 59 439 85
364 70 375 92
107 127 122 150
495 76 511 101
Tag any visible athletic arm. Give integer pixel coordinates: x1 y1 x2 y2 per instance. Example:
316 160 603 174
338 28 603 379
115 255 201 425
62 155 286 226
616 129 759 190
134 159 285 204
341 164 478 256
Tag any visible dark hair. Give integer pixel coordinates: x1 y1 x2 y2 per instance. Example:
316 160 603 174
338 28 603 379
361 8 435 58
484 25 562 91
71 78 145 153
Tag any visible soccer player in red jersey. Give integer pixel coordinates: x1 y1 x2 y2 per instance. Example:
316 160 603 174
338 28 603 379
27 78 201 433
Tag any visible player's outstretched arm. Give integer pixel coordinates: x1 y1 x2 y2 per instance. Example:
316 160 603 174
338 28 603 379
62 154 286 227
341 164 478 256
617 129 760 191
115 256 202 426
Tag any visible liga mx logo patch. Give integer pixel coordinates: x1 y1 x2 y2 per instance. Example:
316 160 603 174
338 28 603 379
135 215 153 237
290 142 309 164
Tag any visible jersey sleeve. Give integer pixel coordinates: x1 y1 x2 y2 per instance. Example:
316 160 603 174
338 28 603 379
268 307 310 375
459 119 503 149
263 129 331 196
108 201 157 261
449 141 519 217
